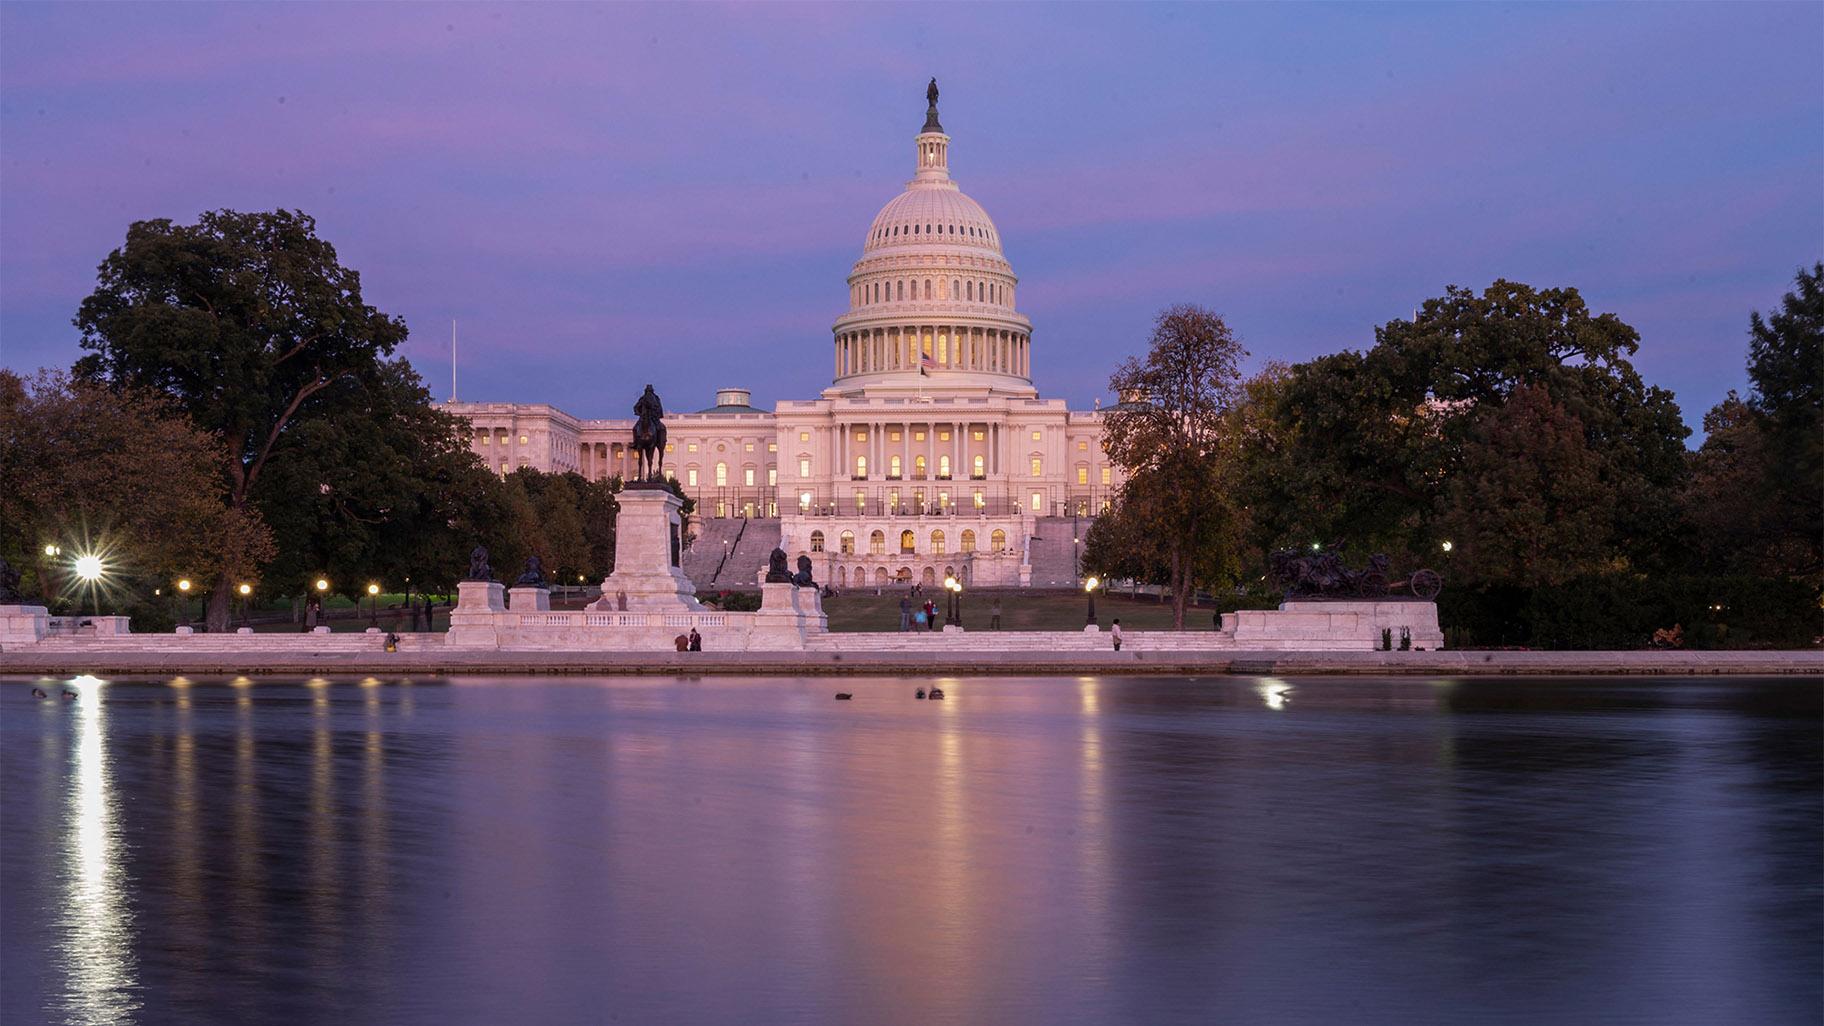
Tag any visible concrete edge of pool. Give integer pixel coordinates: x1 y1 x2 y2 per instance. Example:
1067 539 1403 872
3 649 1820 677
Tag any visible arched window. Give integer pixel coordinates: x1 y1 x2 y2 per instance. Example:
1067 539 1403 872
900 529 916 554
931 530 946 554
972 454 985 478
914 454 927 478
839 530 855 554
855 455 867 478
991 529 1007 552
897 280 904 300
715 462 728 486
875 567 890 586
938 454 951 478
952 279 960 299
923 279 932 300
966 281 973 301
960 530 976 552
870 530 886 555
810 530 825 552
837 566 847 587
1030 456 1043 477
890 454 902 478
921 566 936 586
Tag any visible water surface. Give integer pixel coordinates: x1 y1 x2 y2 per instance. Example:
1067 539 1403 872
3 674 1819 1025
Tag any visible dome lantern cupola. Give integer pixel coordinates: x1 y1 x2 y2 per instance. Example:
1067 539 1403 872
913 77 951 185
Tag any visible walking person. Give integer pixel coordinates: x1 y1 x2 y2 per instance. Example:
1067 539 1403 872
899 594 912 632
1111 618 1123 652
991 597 1002 631
688 627 702 651
924 599 937 631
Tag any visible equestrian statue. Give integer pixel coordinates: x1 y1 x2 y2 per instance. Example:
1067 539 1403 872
632 385 667 483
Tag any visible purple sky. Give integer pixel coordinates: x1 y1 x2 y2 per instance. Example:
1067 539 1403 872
2 3 1819 433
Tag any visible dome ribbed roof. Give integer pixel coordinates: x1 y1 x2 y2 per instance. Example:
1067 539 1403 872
862 188 1002 257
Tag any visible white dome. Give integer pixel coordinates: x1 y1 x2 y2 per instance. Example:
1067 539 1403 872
863 188 1003 257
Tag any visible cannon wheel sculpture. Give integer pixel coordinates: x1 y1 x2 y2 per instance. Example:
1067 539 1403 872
1406 569 1443 600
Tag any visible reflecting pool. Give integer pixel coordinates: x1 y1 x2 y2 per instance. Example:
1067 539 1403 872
2 674 1818 1025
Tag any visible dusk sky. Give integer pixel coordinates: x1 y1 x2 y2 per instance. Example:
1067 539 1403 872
2 2 1818 433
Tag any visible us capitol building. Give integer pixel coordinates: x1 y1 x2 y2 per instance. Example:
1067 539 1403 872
448 83 1124 590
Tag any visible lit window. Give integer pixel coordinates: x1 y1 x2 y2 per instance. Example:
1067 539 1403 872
768 443 777 452
745 442 754 452
973 455 984 477
1031 457 1043 477
687 468 699 487
1077 440 1088 451
939 455 950 477
715 463 728 487
768 468 777 486
890 431 901 442
854 430 867 442
914 431 926 442
961 530 976 552
799 491 812 509
810 531 825 552
932 530 946 554
900 530 916 553
890 455 902 477
855 455 868 478
744 467 755 487
939 430 950 441
839 531 855 555
991 529 1006 551
519 435 529 444
1101 467 1111 486
664 443 674 453
870 530 886 555
973 430 984 441
1031 492 1043 512
1078 466 1089 485
800 458 811 477
1031 431 1041 441
915 455 927 476
854 490 866 509
799 431 810 442
688 442 699 453
972 489 984 508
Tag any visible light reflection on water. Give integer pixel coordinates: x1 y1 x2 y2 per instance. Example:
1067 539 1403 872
1 673 1818 1026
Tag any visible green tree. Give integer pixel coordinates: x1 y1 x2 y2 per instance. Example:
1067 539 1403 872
1100 304 1247 628
1241 280 1688 587
74 209 408 629
1744 263 1822 580
0 370 273 615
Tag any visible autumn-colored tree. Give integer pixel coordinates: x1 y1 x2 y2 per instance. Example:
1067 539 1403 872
74 209 408 629
1100 305 1247 628
0 370 273 612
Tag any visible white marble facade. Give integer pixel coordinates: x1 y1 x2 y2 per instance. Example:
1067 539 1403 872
447 88 1125 588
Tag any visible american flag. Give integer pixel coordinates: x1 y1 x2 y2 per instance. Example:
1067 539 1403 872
920 353 937 375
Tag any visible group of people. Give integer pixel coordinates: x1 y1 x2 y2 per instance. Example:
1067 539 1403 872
673 628 703 651
898 594 939 632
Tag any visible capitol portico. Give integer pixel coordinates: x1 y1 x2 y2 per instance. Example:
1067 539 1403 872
448 83 1124 590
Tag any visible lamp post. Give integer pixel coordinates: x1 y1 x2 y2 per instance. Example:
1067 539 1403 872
367 583 381 629
1084 575 1100 627
177 578 193 626
943 574 963 627
237 582 252 628
74 554 104 615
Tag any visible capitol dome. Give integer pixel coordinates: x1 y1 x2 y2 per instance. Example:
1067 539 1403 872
829 81 1034 396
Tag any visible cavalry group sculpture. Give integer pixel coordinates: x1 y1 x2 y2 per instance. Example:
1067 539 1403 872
1269 546 1442 600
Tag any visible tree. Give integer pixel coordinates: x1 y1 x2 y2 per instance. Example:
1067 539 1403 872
74 209 408 628
1100 304 1247 628
1744 263 1822 580
0 370 273 613
1682 393 1788 577
1239 280 1689 588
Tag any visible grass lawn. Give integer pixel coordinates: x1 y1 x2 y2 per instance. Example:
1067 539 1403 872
819 588 1225 633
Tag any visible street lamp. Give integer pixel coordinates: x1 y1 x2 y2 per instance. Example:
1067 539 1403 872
367 582 381 628
177 578 193 626
943 574 963 627
72 554 104 615
237 582 253 628
1084 575 1100 627
1440 540 1454 553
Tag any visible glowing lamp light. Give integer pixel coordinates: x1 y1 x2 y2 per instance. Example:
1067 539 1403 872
73 554 104 581
44 543 61 556
315 578 329 592
237 583 251 596
1084 576 1100 592
1311 542 1322 551
1441 540 1454 553
177 579 192 593
367 583 380 596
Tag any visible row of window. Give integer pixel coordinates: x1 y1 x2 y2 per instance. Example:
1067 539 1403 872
871 221 996 246
683 464 778 488
799 490 1055 513
853 277 1006 307
810 528 1008 556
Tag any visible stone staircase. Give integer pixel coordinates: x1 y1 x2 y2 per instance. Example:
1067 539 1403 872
803 627 1235 652
1024 516 1089 588
22 631 445 653
683 518 783 591
682 517 746 590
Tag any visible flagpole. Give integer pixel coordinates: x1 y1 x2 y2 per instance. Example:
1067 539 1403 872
450 319 457 402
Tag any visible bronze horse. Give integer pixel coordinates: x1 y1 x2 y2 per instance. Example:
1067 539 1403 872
632 384 666 482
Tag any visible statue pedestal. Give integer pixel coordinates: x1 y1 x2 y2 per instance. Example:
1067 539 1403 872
748 582 828 649
508 587 550 612
0 604 49 650
448 581 505 648
1227 600 1443 651
594 487 702 611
